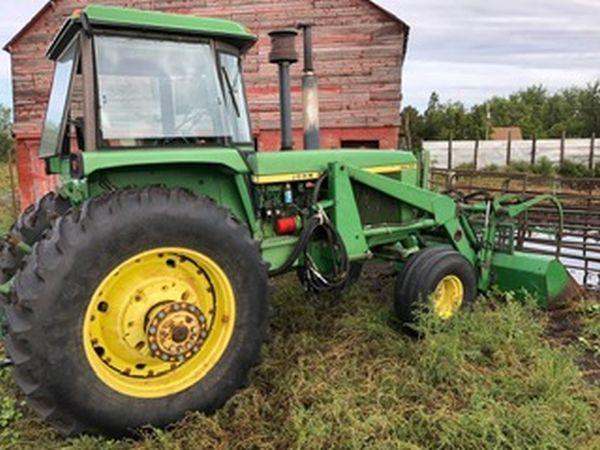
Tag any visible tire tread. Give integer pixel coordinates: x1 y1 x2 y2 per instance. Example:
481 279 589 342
6 187 268 436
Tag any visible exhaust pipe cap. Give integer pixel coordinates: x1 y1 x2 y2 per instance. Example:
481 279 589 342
269 29 299 64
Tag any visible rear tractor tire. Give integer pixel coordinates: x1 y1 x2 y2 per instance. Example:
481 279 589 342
0 192 71 292
5 188 269 436
394 248 477 325
0 192 71 336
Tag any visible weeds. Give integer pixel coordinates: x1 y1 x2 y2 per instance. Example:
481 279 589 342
578 300 600 361
0 344 23 447
532 157 557 177
558 160 600 179
0 163 16 235
468 157 600 180
0 273 598 449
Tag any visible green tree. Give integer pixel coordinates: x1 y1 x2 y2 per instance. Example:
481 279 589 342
0 105 13 161
577 81 600 136
400 105 423 148
417 93 476 141
402 79 600 143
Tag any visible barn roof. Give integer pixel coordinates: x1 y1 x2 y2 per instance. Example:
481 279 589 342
3 0 409 53
4 0 58 52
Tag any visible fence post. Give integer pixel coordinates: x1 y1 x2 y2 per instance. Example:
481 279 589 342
590 133 596 171
447 133 453 170
473 139 479 170
506 131 512 166
560 130 566 164
531 134 537 165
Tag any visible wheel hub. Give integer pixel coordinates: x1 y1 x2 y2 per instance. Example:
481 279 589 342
147 302 208 363
433 275 464 320
83 247 236 398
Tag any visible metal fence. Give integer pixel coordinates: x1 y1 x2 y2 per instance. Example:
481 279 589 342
424 134 598 170
432 169 600 291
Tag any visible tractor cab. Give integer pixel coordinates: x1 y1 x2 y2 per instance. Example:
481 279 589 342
40 5 256 163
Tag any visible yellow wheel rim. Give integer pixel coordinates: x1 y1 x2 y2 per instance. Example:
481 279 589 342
433 275 464 320
83 247 235 399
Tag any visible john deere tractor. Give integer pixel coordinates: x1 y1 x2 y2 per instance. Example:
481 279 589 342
0 5 571 436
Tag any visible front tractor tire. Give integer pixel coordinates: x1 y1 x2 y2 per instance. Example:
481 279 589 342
5 188 269 436
394 248 477 325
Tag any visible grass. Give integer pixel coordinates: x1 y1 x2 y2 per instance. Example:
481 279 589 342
1 270 598 449
0 162 17 235
578 300 600 362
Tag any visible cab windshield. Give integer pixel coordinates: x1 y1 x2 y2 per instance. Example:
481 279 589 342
95 36 246 147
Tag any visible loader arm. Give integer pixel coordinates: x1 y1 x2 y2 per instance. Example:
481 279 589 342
342 164 477 264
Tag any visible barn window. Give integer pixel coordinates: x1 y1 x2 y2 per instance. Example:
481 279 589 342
341 140 380 149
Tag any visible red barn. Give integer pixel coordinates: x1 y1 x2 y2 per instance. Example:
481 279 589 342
4 0 409 208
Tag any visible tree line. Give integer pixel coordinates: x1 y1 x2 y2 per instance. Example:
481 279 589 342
402 80 600 146
0 105 12 161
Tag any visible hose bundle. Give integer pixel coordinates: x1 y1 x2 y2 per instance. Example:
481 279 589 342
298 210 350 293
269 174 350 293
269 209 350 293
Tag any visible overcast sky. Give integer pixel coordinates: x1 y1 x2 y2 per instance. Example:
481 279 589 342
1 0 599 111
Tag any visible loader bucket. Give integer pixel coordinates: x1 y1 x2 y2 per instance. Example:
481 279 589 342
491 252 572 307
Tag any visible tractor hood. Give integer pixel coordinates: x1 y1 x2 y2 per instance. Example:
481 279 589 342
48 4 257 60
247 150 418 185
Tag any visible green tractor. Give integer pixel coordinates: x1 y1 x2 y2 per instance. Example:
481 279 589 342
0 5 571 436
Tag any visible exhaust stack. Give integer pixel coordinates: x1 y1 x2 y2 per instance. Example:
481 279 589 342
269 29 298 151
298 24 320 150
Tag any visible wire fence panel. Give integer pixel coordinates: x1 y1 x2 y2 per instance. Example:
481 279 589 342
431 169 600 291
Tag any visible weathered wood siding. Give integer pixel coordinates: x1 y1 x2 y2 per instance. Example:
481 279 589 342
8 0 408 206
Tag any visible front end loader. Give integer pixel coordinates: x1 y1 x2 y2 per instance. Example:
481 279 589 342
0 5 572 436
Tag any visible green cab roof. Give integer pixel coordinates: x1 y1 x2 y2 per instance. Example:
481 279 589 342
48 4 257 59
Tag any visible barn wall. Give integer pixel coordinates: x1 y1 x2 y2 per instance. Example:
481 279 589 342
8 0 407 208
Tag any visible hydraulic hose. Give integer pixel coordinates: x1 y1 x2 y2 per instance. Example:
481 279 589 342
269 174 350 293
298 211 350 293
269 214 322 277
